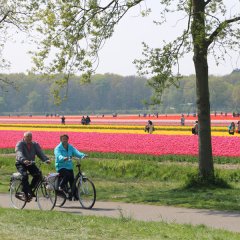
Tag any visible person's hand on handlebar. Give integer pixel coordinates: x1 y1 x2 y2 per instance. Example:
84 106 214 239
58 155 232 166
23 160 32 166
45 159 51 164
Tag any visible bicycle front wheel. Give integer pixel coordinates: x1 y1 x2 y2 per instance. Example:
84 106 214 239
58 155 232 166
55 190 67 207
9 180 27 209
36 181 56 210
77 177 96 209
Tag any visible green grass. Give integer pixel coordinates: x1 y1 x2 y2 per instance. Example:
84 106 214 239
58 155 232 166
95 180 240 210
0 208 239 240
2 148 240 164
1 152 240 210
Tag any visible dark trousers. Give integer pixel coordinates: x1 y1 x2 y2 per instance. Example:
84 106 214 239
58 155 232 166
58 168 74 190
16 163 42 194
229 130 234 135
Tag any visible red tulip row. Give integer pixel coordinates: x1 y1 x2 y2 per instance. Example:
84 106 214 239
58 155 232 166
2 130 240 157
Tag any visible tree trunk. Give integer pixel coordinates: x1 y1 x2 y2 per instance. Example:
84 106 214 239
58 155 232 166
192 0 214 179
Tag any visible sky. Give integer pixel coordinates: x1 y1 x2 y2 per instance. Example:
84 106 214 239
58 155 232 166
2 0 240 77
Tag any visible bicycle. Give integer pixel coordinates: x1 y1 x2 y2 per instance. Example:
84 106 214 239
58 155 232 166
55 156 96 209
9 161 57 211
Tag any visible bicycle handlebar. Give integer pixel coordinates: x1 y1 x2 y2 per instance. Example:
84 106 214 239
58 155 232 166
25 159 51 166
67 155 88 161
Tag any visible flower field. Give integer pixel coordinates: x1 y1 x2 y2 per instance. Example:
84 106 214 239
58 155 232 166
1 130 240 157
0 114 240 157
0 113 238 126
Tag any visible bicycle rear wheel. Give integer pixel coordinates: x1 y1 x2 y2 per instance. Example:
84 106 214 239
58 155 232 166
77 177 96 209
9 180 27 209
36 181 56 210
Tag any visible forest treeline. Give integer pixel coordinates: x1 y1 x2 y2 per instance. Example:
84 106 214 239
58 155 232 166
0 70 239 115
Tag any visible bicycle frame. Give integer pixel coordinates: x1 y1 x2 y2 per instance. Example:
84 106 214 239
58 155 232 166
71 160 85 196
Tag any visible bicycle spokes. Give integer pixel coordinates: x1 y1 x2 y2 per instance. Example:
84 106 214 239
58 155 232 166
36 181 56 211
9 180 27 209
77 178 96 209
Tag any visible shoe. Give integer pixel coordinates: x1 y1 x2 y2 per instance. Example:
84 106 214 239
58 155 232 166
26 193 33 202
30 191 36 198
74 195 79 201
68 194 72 201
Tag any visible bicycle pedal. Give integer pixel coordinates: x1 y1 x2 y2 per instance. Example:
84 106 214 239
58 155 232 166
27 197 33 202
15 193 26 201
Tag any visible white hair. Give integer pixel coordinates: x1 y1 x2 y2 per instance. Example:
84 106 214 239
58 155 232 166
24 131 32 137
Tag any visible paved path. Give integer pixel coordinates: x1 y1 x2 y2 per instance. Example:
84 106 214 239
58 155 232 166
1 193 240 233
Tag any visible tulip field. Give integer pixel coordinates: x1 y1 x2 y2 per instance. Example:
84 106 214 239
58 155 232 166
0 114 240 157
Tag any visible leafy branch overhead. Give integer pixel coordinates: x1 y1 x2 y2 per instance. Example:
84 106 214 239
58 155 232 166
0 0 41 90
31 0 144 84
29 0 240 104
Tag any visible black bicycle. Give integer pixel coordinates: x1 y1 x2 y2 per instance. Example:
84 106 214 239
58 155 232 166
55 156 96 209
9 161 57 211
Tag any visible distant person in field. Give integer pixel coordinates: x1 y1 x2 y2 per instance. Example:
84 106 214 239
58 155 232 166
85 116 91 125
180 115 185 126
237 121 240 134
61 116 66 125
228 122 235 135
192 121 198 135
81 116 86 125
145 120 154 134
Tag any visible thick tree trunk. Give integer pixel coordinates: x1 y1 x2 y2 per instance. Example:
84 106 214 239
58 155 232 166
193 53 214 178
192 0 214 179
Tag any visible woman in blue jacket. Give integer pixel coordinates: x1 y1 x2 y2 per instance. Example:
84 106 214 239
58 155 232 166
54 134 86 192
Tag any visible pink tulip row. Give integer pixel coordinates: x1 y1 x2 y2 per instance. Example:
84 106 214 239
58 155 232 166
1 130 240 157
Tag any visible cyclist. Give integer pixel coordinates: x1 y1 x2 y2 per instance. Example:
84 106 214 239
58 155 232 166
54 134 86 197
15 131 50 201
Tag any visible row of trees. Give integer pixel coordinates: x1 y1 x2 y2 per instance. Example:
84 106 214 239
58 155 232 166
0 71 239 115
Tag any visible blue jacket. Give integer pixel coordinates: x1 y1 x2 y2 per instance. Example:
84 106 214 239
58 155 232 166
54 142 85 172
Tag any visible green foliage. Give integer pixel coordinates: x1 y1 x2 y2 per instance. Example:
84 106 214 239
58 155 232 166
0 73 152 114
134 41 183 105
0 0 41 89
1 71 240 114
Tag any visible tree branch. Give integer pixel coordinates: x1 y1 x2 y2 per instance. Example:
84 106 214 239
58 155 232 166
204 0 212 6
206 16 240 47
0 11 11 24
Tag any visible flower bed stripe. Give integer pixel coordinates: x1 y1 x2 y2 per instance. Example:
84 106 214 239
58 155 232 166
0 124 238 137
1 130 240 157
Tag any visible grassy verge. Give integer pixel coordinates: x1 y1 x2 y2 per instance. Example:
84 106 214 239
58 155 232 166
1 152 240 210
0 208 239 240
1 148 240 164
